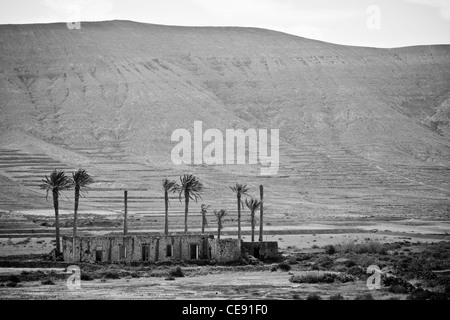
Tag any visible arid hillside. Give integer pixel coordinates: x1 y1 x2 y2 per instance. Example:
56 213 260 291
0 20 449 227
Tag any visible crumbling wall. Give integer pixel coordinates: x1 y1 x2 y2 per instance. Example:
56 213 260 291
63 234 212 263
242 241 278 260
210 238 242 262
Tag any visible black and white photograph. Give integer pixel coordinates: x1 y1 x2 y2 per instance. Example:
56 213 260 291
0 0 449 308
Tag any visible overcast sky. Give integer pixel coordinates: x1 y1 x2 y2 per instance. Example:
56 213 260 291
0 0 449 48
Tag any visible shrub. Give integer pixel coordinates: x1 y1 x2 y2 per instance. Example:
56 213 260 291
324 245 336 255
6 282 18 287
337 240 386 254
41 279 55 285
293 294 301 300
270 265 278 272
165 276 175 281
347 266 365 277
289 272 336 284
8 275 21 283
389 285 408 294
306 293 322 300
169 266 184 278
81 272 94 281
104 271 120 279
80 272 94 281
315 256 334 269
335 273 355 283
344 260 356 268
354 293 374 300
329 293 345 300
277 262 291 272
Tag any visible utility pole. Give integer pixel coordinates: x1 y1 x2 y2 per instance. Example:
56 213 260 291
259 185 264 242
124 190 128 235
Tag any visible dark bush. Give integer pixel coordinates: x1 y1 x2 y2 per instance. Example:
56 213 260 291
8 275 21 283
329 293 345 300
315 256 333 269
277 262 291 272
6 282 18 287
389 285 408 294
169 266 184 277
289 272 336 284
81 272 94 281
41 279 55 285
344 260 356 268
324 245 336 255
354 293 374 300
347 266 365 277
104 271 120 279
306 293 322 300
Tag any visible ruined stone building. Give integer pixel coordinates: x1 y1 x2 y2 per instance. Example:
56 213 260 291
62 233 278 263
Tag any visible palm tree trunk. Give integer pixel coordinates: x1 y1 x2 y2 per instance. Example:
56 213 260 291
237 195 241 241
251 210 255 242
124 190 128 235
201 210 205 234
73 186 79 237
164 190 169 235
184 191 189 233
217 220 221 240
53 190 61 256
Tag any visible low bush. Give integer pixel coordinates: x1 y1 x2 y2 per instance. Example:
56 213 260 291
324 245 336 255
169 266 184 278
41 279 55 285
389 285 408 294
329 293 345 300
81 272 94 281
354 293 374 300
103 271 120 279
7 275 21 283
289 272 336 284
306 293 322 300
277 262 291 272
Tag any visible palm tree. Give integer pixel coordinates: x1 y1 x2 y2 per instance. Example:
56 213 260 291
230 183 250 241
72 169 94 238
40 170 72 256
162 178 179 235
178 174 204 233
213 209 228 240
245 198 262 242
200 204 210 234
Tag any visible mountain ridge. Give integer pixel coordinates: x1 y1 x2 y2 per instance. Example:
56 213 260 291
0 20 449 220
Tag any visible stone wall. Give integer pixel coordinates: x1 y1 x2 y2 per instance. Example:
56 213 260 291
242 241 279 260
209 238 242 262
63 234 210 263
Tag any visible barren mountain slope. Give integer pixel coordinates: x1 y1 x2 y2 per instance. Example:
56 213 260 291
0 21 449 226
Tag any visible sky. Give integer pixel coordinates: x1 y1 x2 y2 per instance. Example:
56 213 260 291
0 0 449 48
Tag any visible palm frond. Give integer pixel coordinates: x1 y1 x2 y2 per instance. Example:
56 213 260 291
163 178 179 205
72 169 94 196
40 170 72 200
178 174 204 203
214 209 229 230
230 183 250 197
245 198 262 212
